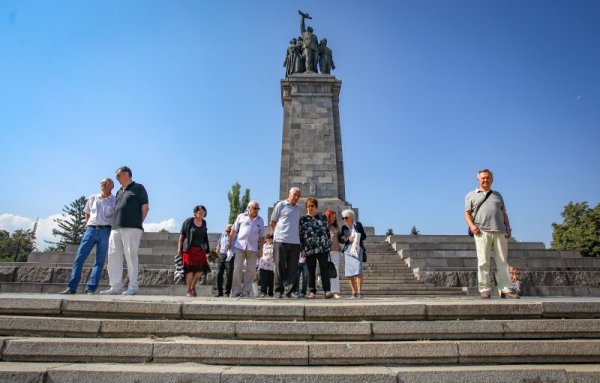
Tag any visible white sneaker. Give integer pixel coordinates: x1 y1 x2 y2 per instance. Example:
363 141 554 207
99 287 124 295
122 288 138 296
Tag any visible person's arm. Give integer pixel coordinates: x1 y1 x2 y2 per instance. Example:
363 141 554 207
339 226 349 244
464 211 480 235
269 220 277 232
502 207 512 239
141 204 149 222
215 235 222 254
258 236 265 257
178 219 188 254
227 229 236 250
358 222 367 241
177 234 184 254
83 196 93 223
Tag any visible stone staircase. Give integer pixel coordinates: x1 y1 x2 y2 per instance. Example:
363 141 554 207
4 233 598 297
388 235 600 296
0 294 599 381
2 233 466 297
338 236 465 296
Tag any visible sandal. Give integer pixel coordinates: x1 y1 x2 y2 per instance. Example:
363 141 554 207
306 292 316 299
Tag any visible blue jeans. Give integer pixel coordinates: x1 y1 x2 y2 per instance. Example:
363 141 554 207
294 261 309 295
67 226 111 292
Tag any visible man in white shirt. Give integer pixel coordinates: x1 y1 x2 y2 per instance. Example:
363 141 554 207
60 178 116 294
228 201 266 297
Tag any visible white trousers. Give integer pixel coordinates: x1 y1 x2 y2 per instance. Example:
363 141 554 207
329 251 341 293
231 248 258 297
107 227 142 291
474 231 513 293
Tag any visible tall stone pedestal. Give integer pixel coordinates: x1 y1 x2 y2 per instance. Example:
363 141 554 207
276 73 357 219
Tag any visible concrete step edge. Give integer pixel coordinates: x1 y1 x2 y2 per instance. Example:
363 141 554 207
1 316 599 341
1 362 599 383
2 338 600 365
2 295 600 320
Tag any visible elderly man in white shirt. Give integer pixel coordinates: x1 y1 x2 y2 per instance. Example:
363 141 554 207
60 178 116 294
227 201 266 297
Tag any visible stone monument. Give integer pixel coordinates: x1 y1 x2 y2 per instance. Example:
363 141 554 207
276 11 357 219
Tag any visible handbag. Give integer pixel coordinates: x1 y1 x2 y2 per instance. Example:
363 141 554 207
468 190 492 237
327 255 337 279
174 251 184 283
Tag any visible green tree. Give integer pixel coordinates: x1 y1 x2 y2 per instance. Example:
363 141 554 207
552 201 600 257
45 196 88 252
410 226 420 236
227 182 251 224
0 229 36 262
0 230 10 259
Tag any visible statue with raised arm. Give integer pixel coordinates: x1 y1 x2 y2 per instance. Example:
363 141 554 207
299 10 319 73
318 38 335 74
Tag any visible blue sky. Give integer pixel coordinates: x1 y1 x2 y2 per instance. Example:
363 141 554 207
1 0 598 249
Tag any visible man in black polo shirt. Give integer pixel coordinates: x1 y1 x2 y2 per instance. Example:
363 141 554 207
100 166 149 295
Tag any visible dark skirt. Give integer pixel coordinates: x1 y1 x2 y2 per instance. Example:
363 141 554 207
183 246 211 273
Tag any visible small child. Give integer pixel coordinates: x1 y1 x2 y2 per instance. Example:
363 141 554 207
293 253 309 298
509 265 522 295
258 234 275 297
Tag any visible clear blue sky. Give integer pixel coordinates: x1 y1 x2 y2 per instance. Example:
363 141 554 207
1 0 599 248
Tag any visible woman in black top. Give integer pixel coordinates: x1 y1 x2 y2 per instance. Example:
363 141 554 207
177 205 211 297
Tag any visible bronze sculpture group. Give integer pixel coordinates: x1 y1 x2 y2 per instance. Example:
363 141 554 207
284 10 335 77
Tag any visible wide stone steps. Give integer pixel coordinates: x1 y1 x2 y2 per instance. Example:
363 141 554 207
1 295 599 382
3 337 600 365
2 363 599 383
3 316 599 340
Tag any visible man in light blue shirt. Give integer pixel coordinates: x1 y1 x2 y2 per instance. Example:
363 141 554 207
270 187 302 298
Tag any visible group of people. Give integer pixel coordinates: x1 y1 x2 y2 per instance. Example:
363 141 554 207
61 165 520 301
214 188 367 299
60 166 149 296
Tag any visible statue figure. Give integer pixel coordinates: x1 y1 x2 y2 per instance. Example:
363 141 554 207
318 38 335 74
284 38 297 77
294 36 305 73
299 10 319 73
283 37 305 77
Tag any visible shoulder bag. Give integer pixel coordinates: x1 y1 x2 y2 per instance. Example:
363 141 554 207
468 190 492 237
